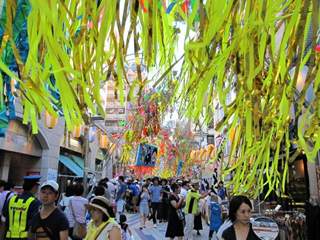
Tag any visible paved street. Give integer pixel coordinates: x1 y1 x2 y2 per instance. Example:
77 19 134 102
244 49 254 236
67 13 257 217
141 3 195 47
126 213 211 240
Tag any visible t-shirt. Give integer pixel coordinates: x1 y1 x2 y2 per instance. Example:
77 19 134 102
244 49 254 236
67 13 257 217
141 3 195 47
209 201 222 231
149 185 162 203
217 187 227 200
116 183 127 201
222 224 260 240
179 187 188 199
65 196 88 227
107 182 116 199
30 208 69 240
0 191 14 216
161 185 170 202
128 184 139 197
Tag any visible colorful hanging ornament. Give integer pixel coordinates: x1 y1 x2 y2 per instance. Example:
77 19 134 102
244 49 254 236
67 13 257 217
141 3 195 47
99 134 109 149
72 125 82 138
44 111 58 129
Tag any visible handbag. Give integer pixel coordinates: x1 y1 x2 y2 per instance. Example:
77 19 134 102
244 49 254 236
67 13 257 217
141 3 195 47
176 208 185 220
70 199 87 238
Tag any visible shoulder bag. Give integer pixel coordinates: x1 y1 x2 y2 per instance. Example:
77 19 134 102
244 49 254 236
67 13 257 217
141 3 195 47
70 199 87 238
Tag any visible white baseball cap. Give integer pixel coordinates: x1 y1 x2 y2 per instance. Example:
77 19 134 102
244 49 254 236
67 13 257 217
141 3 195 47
40 180 59 192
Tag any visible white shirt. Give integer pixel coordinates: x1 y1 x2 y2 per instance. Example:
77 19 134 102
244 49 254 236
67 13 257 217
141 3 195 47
59 195 71 213
217 219 232 239
180 187 188 199
0 191 14 223
107 182 116 200
66 196 88 227
0 191 14 215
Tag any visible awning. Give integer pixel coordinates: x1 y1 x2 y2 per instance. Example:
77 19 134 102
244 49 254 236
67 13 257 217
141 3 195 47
59 155 83 177
69 155 84 169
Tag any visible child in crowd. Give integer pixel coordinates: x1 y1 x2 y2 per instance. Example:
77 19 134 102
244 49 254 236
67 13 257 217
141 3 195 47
119 214 132 240
208 193 222 240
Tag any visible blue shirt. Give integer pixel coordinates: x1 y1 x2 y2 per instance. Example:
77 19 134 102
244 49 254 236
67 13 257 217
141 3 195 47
116 183 127 201
128 184 139 196
218 187 226 200
149 185 162 203
209 201 222 231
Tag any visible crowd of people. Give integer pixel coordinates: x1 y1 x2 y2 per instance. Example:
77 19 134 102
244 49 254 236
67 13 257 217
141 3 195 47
0 175 260 240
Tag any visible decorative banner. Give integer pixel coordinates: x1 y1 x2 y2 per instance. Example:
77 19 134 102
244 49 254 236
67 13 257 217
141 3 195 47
129 165 154 177
0 105 8 137
176 160 183 176
135 143 158 167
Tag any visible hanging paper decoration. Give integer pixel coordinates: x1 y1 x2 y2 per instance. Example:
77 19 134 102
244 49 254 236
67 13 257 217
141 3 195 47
207 144 215 156
0 105 8 137
0 0 316 197
72 125 82 138
99 134 109 149
44 111 58 129
181 0 189 13
166 1 177 14
139 0 148 13
229 128 236 143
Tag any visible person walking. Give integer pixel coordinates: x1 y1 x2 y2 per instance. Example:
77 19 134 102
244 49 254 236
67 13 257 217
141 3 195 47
119 214 132 240
30 180 69 240
59 184 74 212
165 183 184 240
208 193 222 240
66 183 88 240
148 177 162 227
159 179 170 222
3 175 41 240
115 176 127 220
184 179 209 240
193 210 203 236
217 181 227 200
128 180 140 213
85 196 121 240
138 185 150 229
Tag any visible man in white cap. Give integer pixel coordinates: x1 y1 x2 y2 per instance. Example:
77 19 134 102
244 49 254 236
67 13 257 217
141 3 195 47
29 180 69 240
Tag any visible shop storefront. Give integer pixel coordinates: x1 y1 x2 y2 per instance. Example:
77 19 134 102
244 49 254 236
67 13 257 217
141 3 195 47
0 120 42 185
